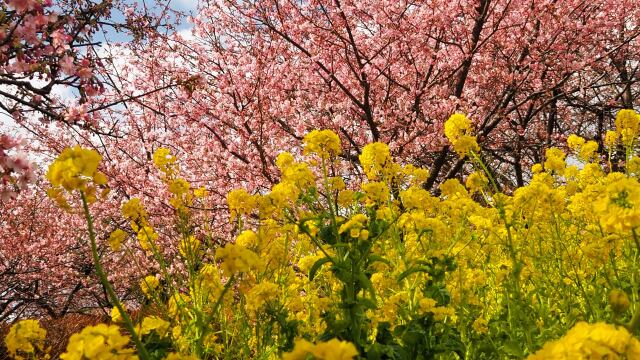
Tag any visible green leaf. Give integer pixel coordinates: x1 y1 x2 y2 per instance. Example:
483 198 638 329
309 257 332 281
502 340 524 357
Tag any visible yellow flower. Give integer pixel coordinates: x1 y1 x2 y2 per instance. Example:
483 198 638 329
163 353 198 360
46 146 106 192
444 114 480 158
140 275 160 297
615 109 640 146
403 165 430 186
276 152 296 170
195 264 223 301
282 339 316 360
604 130 619 148
472 317 489 334
244 281 279 313
282 162 316 189
215 244 261 275
236 230 259 247
108 229 127 251
167 293 191 319
60 324 135 360
4 319 47 359
544 147 566 173
361 181 390 204
528 322 640 359
338 214 369 240
283 338 358 360
136 225 158 252
137 316 170 337
168 178 190 196
312 339 359 360
419 298 457 321
227 189 256 221
400 186 433 210
444 113 472 141
337 190 355 207
452 135 480 158
466 171 488 193
439 179 468 198
359 142 393 180
178 235 200 258
153 147 176 173
121 198 147 222
268 182 300 208
531 163 543 174
328 177 346 191
303 129 341 159
110 307 123 322
567 134 585 151
578 140 599 162
193 187 208 198
595 176 640 233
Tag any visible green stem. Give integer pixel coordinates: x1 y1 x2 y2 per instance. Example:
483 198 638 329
80 192 150 360
628 308 640 333
471 151 499 193
628 229 640 333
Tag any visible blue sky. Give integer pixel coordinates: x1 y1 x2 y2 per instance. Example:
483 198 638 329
99 0 199 44
0 0 200 135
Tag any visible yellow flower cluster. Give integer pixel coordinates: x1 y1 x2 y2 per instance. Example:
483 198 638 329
567 134 599 162
178 235 201 258
244 281 279 313
227 188 257 221
361 181 389 204
46 146 108 207
544 147 566 173
338 214 369 240
215 243 261 275
303 129 341 159
35 111 640 359
4 320 47 360
418 297 457 322
121 198 147 221
604 130 619 148
136 316 170 337
140 275 160 297
614 109 640 146
283 339 358 360
152 147 177 174
444 113 479 158
594 176 640 233
359 142 393 180
120 198 158 253
152 147 198 211
528 322 640 359
108 229 127 251
46 146 106 191
60 324 136 360
465 171 488 193
135 225 158 252
111 306 123 322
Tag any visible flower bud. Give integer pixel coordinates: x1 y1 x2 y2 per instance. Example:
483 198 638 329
609 289 630 314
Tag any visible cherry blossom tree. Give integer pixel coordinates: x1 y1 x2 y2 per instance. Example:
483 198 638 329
0 0 181 319
85 0 639 204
